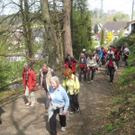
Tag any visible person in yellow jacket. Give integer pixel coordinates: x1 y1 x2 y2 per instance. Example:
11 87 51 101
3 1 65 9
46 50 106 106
62 68 80 114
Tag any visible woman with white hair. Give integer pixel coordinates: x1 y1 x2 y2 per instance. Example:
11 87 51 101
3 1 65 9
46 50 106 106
48 76 69 135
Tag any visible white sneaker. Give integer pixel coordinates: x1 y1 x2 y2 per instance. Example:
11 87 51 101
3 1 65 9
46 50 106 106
26 102 30 106
30 103 35 107
87 81 90 84
61 127 66 132
110 82 112 85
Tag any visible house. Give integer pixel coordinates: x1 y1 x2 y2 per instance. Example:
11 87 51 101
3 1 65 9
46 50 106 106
127 20 135 35
9 26 45 62
103 22 129 39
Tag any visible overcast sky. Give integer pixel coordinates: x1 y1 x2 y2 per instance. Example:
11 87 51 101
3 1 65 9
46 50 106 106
88 0 134 17
1 0 134 18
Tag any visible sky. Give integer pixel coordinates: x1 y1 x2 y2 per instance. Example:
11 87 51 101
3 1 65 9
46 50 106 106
88 0 134 17
1 0 134 18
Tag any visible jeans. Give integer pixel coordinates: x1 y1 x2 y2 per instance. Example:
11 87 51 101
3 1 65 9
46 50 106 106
108 66 115 83
87 67 95 81
68 94 79 112
79 67 86 81
50 109 66 135
25 85 35 104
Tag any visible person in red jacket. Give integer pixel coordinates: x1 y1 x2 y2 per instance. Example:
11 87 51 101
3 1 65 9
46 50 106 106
22 63 36 107
105 54 117 85
115 48 121 68
64 54 76 74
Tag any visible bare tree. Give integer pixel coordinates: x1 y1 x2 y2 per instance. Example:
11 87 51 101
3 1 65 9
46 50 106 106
63 0 73 57
40 0 57 67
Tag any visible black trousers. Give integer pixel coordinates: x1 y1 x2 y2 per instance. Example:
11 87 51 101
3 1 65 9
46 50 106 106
50 109 66 135
106 65 109 75
124 56 128 66
108 66 115 83
115 60 119 68
79 67 86 81
68 94 79 112
101 57 105 65
87 67 95 81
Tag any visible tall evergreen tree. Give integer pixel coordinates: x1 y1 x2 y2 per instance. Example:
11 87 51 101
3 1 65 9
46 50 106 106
100 29 105 45
72 0 93 58
94 24 98 34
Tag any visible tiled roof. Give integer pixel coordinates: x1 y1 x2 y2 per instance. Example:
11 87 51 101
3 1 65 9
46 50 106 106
103 22 129 34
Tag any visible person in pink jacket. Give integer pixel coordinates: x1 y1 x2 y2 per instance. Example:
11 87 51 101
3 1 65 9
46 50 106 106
22 63 36 107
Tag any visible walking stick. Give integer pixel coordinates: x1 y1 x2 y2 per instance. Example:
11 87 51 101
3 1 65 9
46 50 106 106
79 106 82 115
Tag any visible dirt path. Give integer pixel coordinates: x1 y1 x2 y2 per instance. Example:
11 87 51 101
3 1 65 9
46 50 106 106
0 63 124 135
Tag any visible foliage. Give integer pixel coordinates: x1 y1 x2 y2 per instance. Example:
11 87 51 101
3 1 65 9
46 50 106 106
72 0 93 59
119 29 125 38
91 9 130 24
94 24 98 34
106 31 114 41
100 29 104 45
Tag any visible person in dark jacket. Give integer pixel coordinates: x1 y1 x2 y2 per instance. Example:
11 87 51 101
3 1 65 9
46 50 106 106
115 48 121 68
105 54 117 85
101 47 107 65
95 47 103 67
79 53 87 81
65 54 76 74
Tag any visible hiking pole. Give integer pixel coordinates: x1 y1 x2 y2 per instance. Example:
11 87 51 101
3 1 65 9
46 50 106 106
78 105 82 115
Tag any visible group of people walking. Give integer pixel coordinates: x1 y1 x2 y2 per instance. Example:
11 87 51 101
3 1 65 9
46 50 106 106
21 44 130 135
22 62 80 135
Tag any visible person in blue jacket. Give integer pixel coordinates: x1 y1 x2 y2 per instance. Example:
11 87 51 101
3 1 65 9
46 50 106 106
95 47 103 67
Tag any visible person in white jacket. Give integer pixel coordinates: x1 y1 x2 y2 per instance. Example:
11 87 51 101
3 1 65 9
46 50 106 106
87 54 96 83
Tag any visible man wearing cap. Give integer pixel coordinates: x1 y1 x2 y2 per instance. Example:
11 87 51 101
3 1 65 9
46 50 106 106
65 54 76 74
22 63 36 107
82 48 89 59
79 53 87 81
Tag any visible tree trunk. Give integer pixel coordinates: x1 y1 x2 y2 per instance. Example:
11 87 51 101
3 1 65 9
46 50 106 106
63 0 73 58
20 0 33 67
53 0 64 63
40 0 56 67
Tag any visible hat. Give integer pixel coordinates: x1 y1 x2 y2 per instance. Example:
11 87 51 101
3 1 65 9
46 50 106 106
81 53 84 56
82 48 86 52
66 54 70 57
24 63 29 68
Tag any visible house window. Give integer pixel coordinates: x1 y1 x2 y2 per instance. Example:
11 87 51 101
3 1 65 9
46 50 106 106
112 30 115 32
